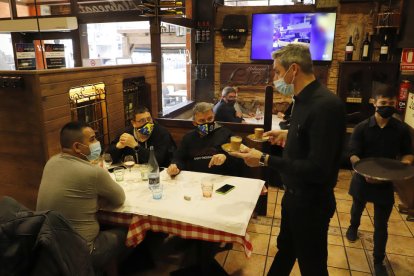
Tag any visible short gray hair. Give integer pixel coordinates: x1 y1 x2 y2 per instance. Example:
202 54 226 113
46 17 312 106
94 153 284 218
221 86 236 97
192 102 214 118
271 44 313 74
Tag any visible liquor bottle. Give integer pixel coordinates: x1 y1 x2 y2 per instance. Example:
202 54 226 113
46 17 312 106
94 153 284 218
379 35 389 62
360 33 370 61
201 21 206 42
196 22 201 43
345 36 354 61
148 146 160 189
205 21 210 42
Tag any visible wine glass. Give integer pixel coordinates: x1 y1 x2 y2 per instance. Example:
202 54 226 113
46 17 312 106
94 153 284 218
123 155 135 173
102 153 113 171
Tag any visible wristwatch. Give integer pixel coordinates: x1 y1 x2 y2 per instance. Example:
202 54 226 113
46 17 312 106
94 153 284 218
259 153 268 167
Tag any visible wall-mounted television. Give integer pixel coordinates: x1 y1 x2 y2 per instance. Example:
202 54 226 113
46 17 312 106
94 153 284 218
251 12 337 62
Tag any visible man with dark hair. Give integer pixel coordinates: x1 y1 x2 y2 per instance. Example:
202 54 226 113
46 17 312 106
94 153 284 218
107 106 176 167
346 84 413 276
230 44 346 276
166 102 242 177
37 121 127 272
213 86 244 123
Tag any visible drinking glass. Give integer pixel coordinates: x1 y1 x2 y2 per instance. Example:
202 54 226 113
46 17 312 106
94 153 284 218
123 155 135 173
102 153 113 170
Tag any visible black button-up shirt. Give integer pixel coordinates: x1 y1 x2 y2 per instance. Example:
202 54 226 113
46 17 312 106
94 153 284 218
268 80 346 192
348 116 413 204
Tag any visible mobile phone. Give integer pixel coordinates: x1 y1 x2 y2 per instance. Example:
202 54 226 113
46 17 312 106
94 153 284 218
216 184 235 195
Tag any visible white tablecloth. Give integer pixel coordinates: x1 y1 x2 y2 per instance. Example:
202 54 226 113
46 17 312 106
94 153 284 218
106 170 265 236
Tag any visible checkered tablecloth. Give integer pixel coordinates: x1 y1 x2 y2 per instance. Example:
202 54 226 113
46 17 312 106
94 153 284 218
98 210 253 257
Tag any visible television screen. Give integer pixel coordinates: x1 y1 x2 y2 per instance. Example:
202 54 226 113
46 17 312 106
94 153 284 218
251 12 337 61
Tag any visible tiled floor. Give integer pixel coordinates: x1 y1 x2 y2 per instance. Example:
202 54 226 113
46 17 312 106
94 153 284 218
132 169 414 276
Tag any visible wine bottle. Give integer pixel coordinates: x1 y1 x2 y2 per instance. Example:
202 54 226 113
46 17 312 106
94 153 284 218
196 21 201 43
379 35 389 62
360 33 370 61
148 146 160 189
201 21 206 42
345 36 354 61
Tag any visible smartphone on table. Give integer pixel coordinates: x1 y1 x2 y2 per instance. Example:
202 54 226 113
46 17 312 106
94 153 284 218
216 184 235 195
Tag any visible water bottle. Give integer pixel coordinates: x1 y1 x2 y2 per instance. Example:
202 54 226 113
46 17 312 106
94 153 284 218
148 146 160 189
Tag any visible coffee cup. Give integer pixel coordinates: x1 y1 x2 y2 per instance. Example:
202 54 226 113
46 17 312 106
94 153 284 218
230 136 242 151
254 128 264 140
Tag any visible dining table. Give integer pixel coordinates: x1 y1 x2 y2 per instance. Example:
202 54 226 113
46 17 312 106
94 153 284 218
99 168 265 273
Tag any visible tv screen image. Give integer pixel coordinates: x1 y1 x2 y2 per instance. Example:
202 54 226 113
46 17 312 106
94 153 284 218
251 13 337 61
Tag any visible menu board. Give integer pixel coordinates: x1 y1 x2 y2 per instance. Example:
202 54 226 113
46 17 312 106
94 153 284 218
15 43 36 70
44 44 66 69
405 92 414 129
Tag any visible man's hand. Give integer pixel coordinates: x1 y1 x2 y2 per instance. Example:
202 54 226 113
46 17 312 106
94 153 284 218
236 111 243 118
116 133 138 149
350 155 360 166
167 164 180 176
208 154 227 168
264 130 288 147
228 148 263 167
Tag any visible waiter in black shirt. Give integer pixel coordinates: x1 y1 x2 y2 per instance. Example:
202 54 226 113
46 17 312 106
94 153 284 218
230 44 346 276
346 85 413 276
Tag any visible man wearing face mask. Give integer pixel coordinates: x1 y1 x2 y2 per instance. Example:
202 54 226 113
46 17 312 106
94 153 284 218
167 102 242 177
37 122 127 272
213 86 244 123
107 106 176 167
346 85 413 276
229 44 346 276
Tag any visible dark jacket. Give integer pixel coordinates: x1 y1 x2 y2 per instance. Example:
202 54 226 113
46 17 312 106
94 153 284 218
0 196 94 276
348 116 413 204
108 123 176 168
213 100 243 123
172 125 243 176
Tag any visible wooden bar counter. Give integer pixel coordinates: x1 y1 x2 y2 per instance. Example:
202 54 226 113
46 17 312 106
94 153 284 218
0 64 158 209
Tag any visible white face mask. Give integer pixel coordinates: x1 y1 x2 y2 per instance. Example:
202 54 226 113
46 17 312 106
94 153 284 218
273 65 295 96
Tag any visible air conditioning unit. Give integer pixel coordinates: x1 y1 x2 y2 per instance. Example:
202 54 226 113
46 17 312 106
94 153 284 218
0 17 78 33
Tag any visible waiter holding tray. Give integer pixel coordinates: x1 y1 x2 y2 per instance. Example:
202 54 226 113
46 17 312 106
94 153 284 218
346 84 414 276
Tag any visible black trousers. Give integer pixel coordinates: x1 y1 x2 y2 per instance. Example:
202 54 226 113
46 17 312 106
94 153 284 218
349 197 393 264
267 191 336 276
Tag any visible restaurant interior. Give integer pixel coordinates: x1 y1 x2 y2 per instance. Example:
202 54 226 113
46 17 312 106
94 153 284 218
1 0 414 275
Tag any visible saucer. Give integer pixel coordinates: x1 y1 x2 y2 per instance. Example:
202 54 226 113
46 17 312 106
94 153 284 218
246 134 269 142
221 143 247 153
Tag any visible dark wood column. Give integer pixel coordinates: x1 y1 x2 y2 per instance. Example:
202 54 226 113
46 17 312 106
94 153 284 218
150 16 162 117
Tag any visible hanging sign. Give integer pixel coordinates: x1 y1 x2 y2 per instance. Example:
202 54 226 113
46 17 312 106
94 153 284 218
401 48 414 72
15 43 36 70
44 44 66 69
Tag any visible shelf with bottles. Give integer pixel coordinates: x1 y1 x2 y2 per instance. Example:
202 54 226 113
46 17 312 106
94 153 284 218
141 0 185 17
344 32 395 62
195 21 211 43
193 64 213 80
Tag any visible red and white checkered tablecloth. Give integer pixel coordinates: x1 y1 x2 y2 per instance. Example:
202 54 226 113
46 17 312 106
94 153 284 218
98 211 253 257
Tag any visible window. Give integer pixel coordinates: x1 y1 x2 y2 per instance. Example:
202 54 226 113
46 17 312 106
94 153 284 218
161 24 191 113
0 34 15 70
224 0 314 6
86 21 151 66
0 0 11 18
16 0 71 17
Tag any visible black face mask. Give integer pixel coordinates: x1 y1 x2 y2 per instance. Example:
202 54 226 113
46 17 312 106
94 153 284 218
376 106 396 119
226 100 236 106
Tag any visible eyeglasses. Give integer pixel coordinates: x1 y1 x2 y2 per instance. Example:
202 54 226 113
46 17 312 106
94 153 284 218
134 117 152 125
196 117 214 124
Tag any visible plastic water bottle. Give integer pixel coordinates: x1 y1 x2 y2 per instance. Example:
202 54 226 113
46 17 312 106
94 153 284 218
148 146 160 189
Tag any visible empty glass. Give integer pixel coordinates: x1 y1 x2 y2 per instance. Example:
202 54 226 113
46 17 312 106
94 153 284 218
201 179 214 198
113 167 125 182
151 184 163 200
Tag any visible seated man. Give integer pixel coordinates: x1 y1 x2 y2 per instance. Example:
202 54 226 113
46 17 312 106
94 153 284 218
213 86 244 123
167 102 241 177
36 122 127 271
346 85 414 276
107 106 176 167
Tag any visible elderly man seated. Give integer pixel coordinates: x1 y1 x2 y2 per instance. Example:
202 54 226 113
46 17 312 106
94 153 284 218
167 102 242 177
